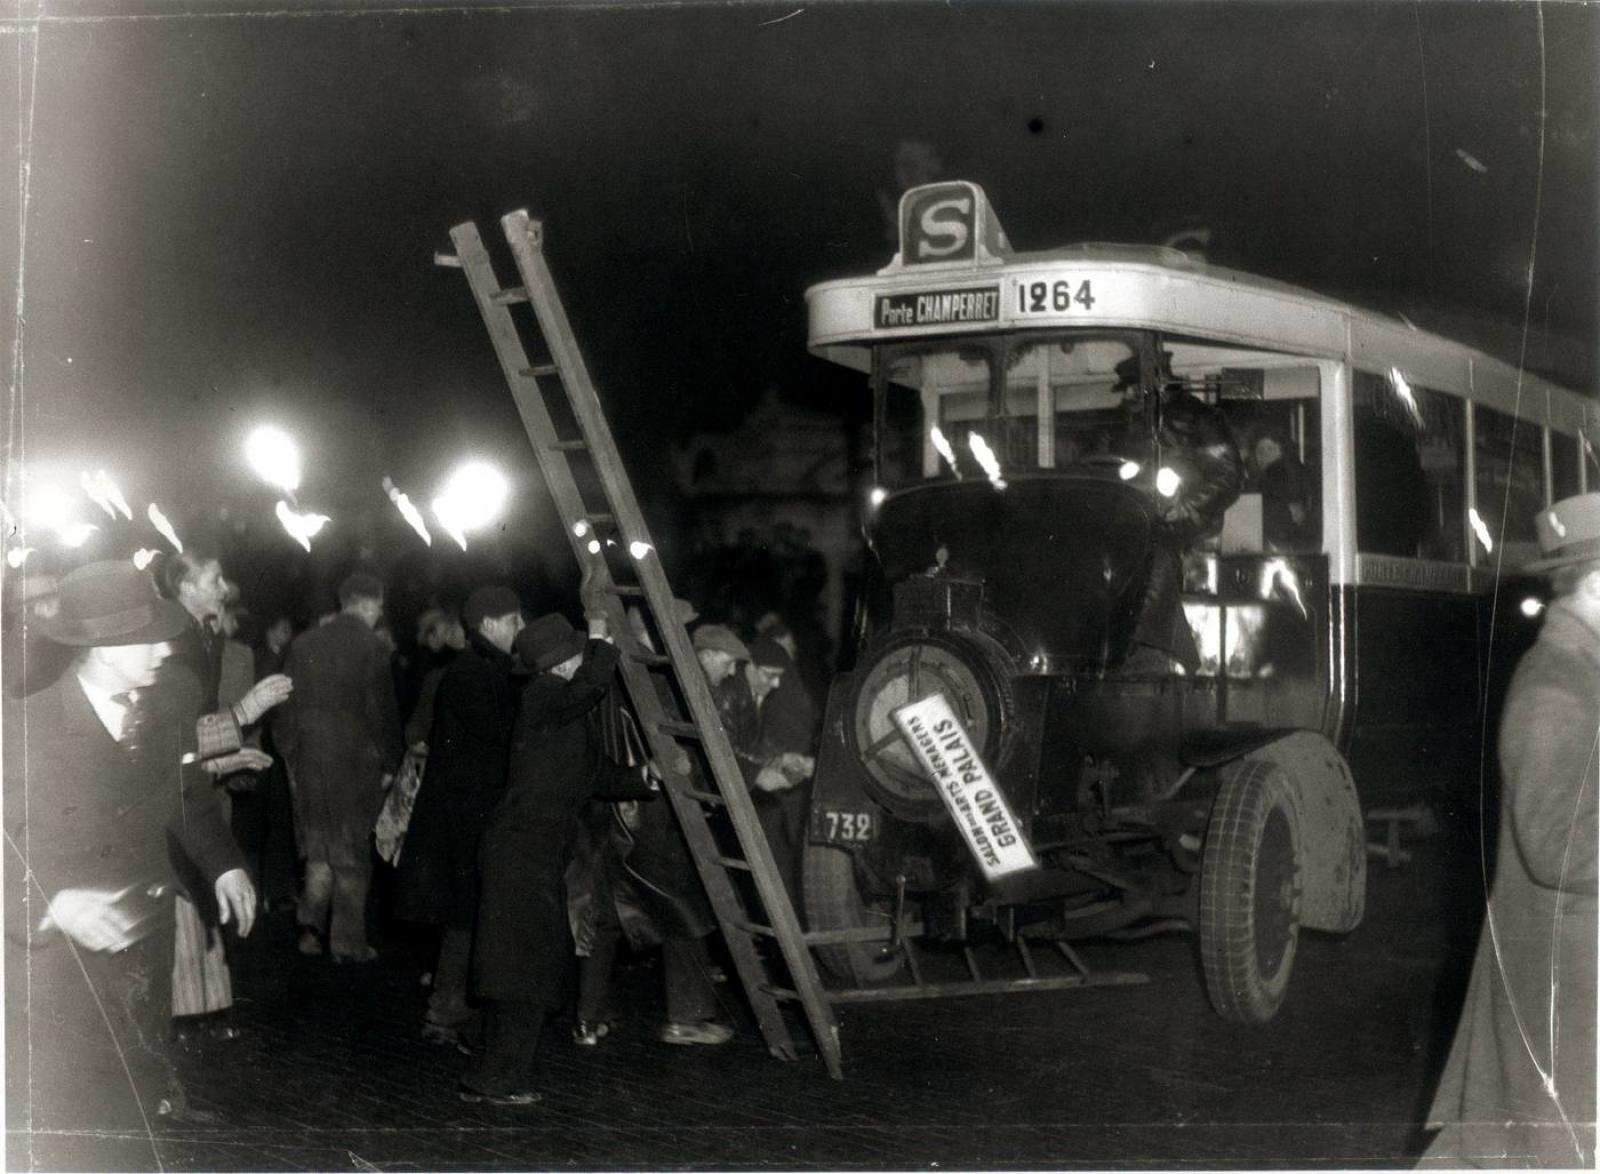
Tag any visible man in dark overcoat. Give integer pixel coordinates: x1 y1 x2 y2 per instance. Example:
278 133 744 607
462 612 655 1105
3 562 256 1169
1422 493 1599 1167
394 585 524 1042
276 572 404 962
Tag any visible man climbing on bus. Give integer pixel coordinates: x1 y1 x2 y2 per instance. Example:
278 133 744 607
1113 350 1243 672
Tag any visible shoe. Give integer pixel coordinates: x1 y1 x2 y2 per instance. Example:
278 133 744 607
571 1019 611 1046
331 946 378 964
296 929 323 956
456 1083 541 1106
172 1013 243 1049
659 1020 734 1046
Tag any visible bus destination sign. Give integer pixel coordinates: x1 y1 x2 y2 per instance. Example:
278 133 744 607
875 285 1000 329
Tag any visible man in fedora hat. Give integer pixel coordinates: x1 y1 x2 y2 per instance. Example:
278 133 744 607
463 611 656 1105
1422 494 1598 1167
3 560 256 1163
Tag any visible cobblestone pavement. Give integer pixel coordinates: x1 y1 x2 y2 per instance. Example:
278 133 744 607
8 834 1478 1172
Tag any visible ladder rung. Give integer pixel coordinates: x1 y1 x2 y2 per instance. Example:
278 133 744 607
715 856 753 872
433 251 462 268
683 788 725 806
520 363 558 378
629 650 672 667
585 512 614 527
605 584 644 597
653 719 702 739
760 985 801 1002
734 921 778 938
489 286 529 305
548 439 588 453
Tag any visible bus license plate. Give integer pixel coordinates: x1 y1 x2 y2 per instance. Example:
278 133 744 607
816 808 876 844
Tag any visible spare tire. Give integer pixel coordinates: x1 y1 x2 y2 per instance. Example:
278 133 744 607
846 631 1011 819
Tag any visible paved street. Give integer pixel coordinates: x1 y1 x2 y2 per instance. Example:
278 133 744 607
9 831 1479 1172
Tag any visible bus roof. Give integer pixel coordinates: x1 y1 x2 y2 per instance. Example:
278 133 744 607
806 181 1587 422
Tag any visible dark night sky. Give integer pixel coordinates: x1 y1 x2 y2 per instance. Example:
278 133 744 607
3 0 1596 603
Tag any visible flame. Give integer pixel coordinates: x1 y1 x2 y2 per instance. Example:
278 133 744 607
132 548 160 570
1520 596 1545 618
628 541 653 559
1468 507 1494 555
929 426 962 479
59 522 99 548
6 547 30 568
275 500 330 552
432 460 508 552
868 486 889 509
245 426 302 495
1118 461 1141 481
1155 466 1183 498
382 477 432 546
80 470 132 521
966 432 1006 490
147 503 183 552
24 485 75 535
1260 557 1309 619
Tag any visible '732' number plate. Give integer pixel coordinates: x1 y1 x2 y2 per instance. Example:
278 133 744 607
818 809 876 843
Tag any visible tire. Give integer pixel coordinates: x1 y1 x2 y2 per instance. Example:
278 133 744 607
802 841 907 985
1199 759 1303 1023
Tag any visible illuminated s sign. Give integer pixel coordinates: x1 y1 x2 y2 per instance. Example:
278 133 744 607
892 180 1011 271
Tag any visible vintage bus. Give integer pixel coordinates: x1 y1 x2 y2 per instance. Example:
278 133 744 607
800 180 1595 1020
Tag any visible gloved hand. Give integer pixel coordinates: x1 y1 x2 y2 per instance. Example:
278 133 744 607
578 553 608 622
233 673 293 727
201 747 274 776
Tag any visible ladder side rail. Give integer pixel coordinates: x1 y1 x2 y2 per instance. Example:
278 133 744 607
447 221 602 539
496 211 843 1078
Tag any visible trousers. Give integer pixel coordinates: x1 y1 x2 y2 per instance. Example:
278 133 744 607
297 858 371 958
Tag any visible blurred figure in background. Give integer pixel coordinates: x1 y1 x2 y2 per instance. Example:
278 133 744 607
277 573 403 964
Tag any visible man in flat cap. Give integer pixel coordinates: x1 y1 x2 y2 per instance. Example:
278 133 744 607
1422 493 1598 1167
3 561 256 1165
396 584 524 1045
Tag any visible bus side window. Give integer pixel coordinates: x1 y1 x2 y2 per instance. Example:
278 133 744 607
1219 395 1322 554
1353 371 1466 561
1553 429 1583 501
1473 406 1543 565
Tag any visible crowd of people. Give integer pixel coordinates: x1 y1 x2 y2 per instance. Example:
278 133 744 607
3 546 823 1133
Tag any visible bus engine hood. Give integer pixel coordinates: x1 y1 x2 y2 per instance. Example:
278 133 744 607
868 476 1156 670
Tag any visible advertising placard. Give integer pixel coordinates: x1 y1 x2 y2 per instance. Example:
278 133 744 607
891 694 1038 880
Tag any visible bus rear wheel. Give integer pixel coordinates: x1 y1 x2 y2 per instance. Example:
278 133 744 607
1199 759 1303 1023
802 842 907 985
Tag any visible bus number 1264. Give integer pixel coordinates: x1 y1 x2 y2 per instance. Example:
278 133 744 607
1017 278 1096 314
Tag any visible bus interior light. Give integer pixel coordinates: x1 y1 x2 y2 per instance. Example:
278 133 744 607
1520 596 1545 618
1155 466 1182 497
1118 461 1141 481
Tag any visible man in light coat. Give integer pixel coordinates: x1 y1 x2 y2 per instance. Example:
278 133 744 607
277 572 403 963
1422 493 1598 1167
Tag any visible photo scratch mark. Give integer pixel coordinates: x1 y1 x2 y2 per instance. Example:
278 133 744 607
1454 147 1489 174
759 8 803 26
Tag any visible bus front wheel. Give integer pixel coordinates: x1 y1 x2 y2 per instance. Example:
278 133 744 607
1199 759 1304 1023
802 841 907 986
